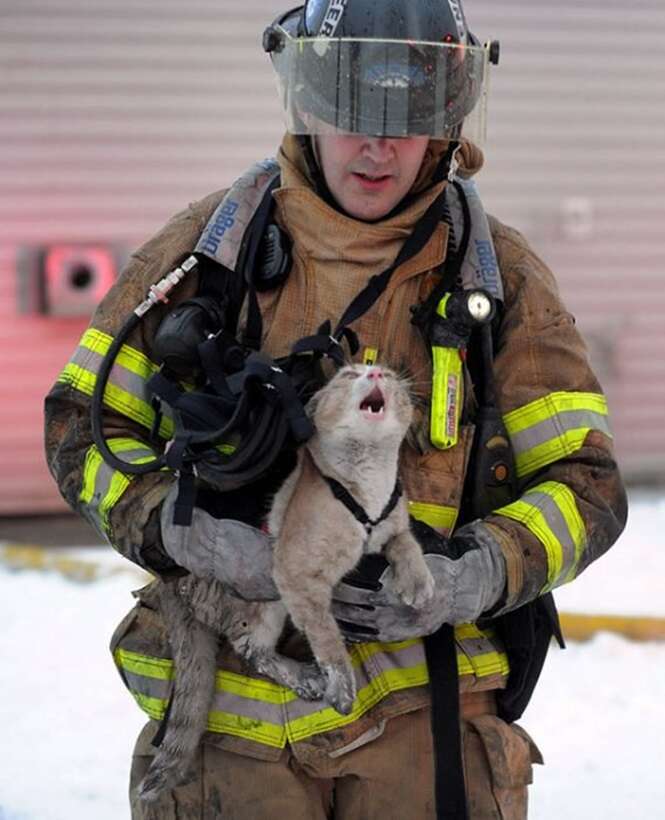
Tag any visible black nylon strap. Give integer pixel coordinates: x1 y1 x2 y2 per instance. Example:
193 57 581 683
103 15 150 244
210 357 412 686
241 175 283 350
333 184 449 338
323 475 403 533
172 465 197 526
424 624 469 820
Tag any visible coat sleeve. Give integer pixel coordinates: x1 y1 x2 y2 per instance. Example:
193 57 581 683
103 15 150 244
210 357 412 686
482 217 628 612
44 191 225 572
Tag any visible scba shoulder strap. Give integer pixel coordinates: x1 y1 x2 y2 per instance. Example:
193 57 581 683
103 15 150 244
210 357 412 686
445 177 503 300
196 158 281 275
193 161 505 318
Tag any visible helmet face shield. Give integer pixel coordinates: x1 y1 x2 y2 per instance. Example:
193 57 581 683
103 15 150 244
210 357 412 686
268 29 492 144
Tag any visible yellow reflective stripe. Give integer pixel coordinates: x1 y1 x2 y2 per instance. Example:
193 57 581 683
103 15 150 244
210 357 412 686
115 648 174 681
498 497 563 584
80 439 158 533
80 328 158 381
495 481 586 592
455 622 494 641
79 438 155 533
133 691 168 720
454 623 510 677
207 710 286 748
457 649 510 678
546 481 586 585
58 361 174 440
408 501 458 533
286 663 430 743
214 668 297 705
115 637 509 746
512 429 590 477
80 446 101 506
351 638 421 664
503 391 608 434
503 391 611 477
57 328 173 439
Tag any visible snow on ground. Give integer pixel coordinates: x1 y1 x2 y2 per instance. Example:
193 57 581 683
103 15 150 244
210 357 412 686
0 491 663 819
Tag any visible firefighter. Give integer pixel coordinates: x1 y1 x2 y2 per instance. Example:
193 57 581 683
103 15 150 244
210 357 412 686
44 1 627 817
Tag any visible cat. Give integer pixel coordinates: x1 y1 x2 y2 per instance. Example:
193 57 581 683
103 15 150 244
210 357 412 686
139 363 435 801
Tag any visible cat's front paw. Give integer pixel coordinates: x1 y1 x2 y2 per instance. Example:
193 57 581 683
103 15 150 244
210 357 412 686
321 662 356 715
392 563 435 609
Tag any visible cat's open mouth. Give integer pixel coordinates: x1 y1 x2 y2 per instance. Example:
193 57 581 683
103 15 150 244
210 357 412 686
359 386 386 419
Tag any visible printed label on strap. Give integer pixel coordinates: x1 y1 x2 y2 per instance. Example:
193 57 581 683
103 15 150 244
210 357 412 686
447 178 504 302
195 158 280 272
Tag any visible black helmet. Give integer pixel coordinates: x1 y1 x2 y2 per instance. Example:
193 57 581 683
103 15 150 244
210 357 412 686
301 0 477 44
264 0 498 142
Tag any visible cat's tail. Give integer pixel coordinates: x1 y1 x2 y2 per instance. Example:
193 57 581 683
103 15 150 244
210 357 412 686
138 581 218 803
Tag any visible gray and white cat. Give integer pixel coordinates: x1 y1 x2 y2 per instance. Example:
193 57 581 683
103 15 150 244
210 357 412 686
139 363 434 801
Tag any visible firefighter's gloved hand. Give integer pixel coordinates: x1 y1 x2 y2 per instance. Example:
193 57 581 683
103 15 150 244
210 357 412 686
160 484 279 601
332 520 507 643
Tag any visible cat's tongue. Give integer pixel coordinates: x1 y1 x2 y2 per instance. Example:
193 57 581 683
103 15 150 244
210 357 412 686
359 386 386 419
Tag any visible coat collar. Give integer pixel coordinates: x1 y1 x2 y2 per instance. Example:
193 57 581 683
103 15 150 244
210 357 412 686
274 134 483 271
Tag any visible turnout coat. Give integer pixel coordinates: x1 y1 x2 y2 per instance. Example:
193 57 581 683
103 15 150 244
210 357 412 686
45 136 627 761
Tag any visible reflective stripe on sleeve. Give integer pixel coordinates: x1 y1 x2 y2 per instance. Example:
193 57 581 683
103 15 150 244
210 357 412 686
503 391 612 477
113 628 509 748
494 480 586 591
80 438 159 535
57 328 173 439
408 501 458 535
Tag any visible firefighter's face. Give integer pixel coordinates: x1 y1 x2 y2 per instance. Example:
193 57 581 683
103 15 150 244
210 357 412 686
315 133 430 221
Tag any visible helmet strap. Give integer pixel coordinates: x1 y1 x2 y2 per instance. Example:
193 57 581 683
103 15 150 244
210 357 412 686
296 134 340 212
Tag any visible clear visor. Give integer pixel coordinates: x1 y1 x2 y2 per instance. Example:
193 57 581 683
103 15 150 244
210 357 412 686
269 29 492 144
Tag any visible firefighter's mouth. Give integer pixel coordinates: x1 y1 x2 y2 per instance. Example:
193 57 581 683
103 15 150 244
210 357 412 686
352 172 393 187
355 172 391 180
359 386 386 418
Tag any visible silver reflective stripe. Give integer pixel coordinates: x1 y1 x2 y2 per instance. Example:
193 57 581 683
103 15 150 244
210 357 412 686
447 177 504 301
116 629 509 747
195 159 281 271
520 488 579 588
210 689 284 724
496 481 586 592
124 670 171 701
67 344 174 435
510 408 613 461
80 440 157 535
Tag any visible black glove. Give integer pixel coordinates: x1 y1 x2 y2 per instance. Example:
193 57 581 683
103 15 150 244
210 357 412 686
331 519 507 642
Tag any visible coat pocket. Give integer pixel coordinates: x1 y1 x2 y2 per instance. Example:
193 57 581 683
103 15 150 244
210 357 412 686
463 714 543 820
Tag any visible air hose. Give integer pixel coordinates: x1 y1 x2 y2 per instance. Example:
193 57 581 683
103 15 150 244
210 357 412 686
90 254 316 486
90 255 199 475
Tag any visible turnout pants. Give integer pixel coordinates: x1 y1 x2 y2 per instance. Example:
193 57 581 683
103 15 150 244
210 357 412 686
130 692 542 820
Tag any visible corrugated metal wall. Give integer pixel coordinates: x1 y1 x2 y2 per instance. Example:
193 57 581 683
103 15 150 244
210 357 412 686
1 0 663 514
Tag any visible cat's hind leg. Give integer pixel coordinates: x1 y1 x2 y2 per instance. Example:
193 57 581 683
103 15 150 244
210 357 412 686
274 579 356 716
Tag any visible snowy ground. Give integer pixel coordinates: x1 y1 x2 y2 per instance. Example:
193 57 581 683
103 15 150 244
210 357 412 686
0 491 664 819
